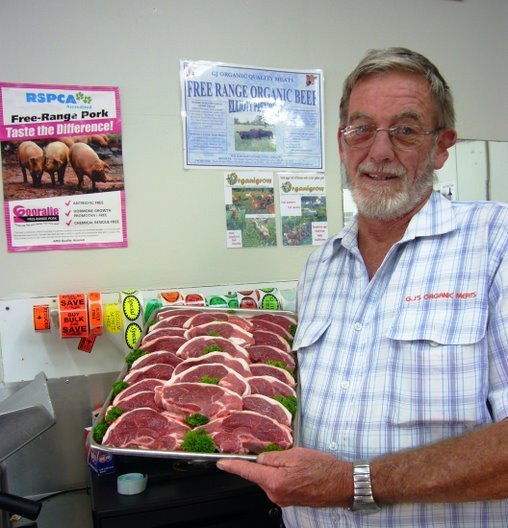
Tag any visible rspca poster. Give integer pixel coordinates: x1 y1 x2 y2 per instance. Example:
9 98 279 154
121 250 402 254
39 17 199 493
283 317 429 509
0 81 127 252
224 171 276 248
279 173 328 246
181 60 324 170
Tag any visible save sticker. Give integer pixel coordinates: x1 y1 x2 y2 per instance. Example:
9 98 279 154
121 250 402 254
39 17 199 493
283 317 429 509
58 293 89 338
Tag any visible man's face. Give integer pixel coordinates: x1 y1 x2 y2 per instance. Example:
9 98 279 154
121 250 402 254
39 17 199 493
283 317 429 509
339 71 456 220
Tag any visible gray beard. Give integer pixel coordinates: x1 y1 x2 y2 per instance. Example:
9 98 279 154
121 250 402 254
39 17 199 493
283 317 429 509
344 152 436 220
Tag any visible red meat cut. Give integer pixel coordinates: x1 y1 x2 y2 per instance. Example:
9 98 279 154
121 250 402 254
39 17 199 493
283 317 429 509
176 336 250 362
157 382 243 421
247 313 297 333
167 363 250 396
156 309 202 321
182 312 230 328
112 390 159 412
251 330 291 353
247 345 296 370
149 316 193 331
184 321 255 347
139 335 186 353
112 378 164 405
123 363 175 384
142 326 186 339
247 375 297 399
249 363 296 388
248 318 292 340
172 352 252 378
242 394 292 427
130 351 182 371
102 407 190 450
199 410 293 454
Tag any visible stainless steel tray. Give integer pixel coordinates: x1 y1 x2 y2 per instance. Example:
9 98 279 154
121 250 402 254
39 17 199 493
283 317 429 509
89 306 298 462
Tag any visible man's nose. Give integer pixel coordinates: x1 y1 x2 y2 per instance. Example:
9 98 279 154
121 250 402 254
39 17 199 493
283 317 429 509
368 129 396 162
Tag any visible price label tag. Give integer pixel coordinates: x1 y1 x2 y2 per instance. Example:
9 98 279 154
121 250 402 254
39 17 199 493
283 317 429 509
33 304 51 332
58 294 89 338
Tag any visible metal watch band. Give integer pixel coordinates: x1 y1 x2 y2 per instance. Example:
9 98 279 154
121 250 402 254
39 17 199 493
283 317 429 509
350 461 381 513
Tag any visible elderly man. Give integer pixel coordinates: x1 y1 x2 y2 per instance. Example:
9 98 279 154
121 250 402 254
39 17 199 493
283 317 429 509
218 48 508 527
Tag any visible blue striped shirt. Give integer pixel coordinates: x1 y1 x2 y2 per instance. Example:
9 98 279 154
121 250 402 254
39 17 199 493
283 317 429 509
284 192 508 527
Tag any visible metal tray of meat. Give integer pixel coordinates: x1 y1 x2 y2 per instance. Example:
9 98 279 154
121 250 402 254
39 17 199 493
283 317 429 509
88 305 299 462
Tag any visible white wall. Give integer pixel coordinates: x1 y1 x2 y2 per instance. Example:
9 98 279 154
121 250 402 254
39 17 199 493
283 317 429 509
1 0 507 299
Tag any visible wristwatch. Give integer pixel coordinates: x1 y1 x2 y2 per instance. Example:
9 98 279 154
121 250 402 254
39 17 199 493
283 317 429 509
350 461 381 513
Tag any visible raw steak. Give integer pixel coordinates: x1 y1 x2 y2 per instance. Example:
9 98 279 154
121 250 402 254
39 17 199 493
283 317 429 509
226 315 253 332
251 330 291 353
112 378 164 404
142 326 186 339
173 352 252 378
149 316 193 331
139 335 186 353
248 313 297 333
156 309 202 321
102 408 190 450
182 312 253 332
248 318 292 340
184 322 255 347
157 382 243 420
247 375 297 399
176 336 250 362
199 410 293 454
247 345 296 370
112 390 159 412
167 363 250 396
130 351 182 371
123 363 175 384
249 363 296 388
182 312 229 328
242 394 292 427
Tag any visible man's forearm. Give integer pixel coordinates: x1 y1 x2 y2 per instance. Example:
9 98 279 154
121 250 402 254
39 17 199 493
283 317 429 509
371 419 508 505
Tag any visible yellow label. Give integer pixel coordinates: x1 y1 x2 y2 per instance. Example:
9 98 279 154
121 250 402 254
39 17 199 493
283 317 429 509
103 303 123 333
122 295 141 321
124 322 142 349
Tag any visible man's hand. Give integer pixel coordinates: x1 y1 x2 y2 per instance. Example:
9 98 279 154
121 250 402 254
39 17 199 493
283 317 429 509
217 447 353 508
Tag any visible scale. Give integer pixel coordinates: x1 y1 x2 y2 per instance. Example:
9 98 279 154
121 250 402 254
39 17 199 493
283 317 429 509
0 373 56 527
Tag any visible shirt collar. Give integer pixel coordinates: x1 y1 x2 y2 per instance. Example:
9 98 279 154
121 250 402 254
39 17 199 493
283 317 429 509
323 191 457 261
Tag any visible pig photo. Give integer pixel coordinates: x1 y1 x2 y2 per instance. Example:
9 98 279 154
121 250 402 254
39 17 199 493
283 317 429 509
1 134 124 200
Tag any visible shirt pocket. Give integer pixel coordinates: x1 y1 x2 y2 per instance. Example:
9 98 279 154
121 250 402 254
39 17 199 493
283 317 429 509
384 302 488 428
292 318 331 351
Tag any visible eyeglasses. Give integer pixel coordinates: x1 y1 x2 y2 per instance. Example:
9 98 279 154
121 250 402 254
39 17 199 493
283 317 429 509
341 123 441 150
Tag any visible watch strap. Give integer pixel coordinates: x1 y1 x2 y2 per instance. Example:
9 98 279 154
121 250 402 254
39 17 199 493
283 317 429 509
350 461 381 513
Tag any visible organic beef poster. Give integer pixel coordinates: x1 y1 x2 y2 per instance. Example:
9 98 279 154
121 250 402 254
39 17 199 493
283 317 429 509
0 81 127 252
181 60 324 170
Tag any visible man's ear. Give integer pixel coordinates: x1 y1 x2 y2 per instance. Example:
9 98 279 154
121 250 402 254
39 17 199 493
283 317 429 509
433 128 457 170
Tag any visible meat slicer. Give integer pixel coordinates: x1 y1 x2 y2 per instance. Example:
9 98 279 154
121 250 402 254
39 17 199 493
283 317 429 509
0 372 56 527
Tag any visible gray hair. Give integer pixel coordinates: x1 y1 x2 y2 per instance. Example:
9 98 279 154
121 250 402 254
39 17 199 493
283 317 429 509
339 47 455 129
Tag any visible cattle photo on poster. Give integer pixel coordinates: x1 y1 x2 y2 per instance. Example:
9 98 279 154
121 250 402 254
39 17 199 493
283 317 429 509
234 116 275 152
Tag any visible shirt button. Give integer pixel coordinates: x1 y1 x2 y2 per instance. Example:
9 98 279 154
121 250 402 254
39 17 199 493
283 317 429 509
329 441 337 451
340 381 350 390
354 322 363 331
